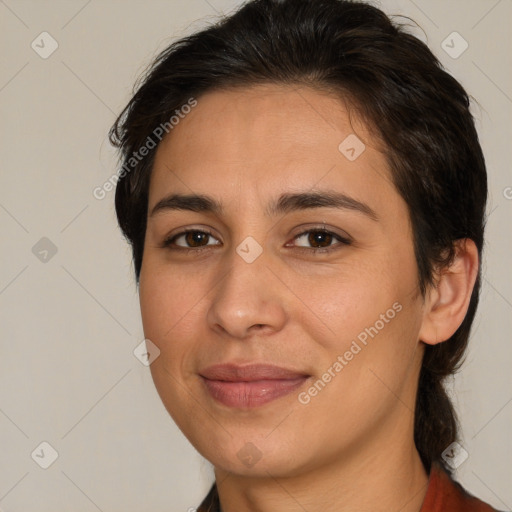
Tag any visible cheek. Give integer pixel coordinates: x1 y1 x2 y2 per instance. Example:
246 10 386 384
296 245 423 416
296 296 423 445
300 251 417 351
138 264 207 426
139 259 203 338
138 263 207 393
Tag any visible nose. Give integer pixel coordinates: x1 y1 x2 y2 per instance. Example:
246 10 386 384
207 247 287 340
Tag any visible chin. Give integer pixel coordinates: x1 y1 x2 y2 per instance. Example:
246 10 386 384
191 429 308 478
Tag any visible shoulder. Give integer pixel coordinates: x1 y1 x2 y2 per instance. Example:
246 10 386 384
420 462 502 512
197 464 502 512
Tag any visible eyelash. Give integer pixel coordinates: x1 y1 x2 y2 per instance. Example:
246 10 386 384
161 227 351 255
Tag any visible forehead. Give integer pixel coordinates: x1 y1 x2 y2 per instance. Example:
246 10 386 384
149 84 396 213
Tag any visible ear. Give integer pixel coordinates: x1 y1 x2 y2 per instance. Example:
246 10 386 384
419 239 480 346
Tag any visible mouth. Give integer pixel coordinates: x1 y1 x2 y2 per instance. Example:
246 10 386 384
199 363 310 408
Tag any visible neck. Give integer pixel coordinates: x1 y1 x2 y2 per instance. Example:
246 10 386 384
214 416 429 512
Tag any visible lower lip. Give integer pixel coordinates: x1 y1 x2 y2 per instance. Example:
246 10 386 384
201 377 309 408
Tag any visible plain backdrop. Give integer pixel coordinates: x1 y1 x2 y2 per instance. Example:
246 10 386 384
1 0 511 511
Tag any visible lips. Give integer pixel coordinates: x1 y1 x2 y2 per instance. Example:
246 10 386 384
199 363 310 408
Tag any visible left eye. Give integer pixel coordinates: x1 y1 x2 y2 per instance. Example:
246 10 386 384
291 229 350 250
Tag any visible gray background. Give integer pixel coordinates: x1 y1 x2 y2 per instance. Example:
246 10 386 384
1 0 511 510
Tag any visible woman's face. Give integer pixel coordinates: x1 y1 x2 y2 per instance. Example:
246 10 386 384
139 84 427 477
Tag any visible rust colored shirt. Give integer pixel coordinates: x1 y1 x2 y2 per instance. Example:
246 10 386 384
196 463 500 511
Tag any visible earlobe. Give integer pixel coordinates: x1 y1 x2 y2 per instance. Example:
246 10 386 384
419 239 479 346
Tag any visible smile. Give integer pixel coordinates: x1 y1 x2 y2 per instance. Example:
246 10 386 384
199 363 310 408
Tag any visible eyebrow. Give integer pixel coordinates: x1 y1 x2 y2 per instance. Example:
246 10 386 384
149 191 378 221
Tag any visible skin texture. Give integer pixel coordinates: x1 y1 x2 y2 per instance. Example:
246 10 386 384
138 84 479 512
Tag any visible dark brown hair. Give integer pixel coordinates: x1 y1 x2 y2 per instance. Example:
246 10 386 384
109 0 487 474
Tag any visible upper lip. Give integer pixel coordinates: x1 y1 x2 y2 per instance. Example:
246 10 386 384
200 363 309 382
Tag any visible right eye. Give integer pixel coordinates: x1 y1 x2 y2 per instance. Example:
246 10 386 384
162 229 221 251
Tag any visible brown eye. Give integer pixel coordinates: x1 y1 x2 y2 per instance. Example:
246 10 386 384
164 229 221 249
293 229 349 251
184 231 210 247
307 231 334 248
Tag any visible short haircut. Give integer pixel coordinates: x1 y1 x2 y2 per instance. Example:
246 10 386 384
110 0 487 473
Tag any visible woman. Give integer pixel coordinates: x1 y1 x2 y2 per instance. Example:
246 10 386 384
110 0 499 510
